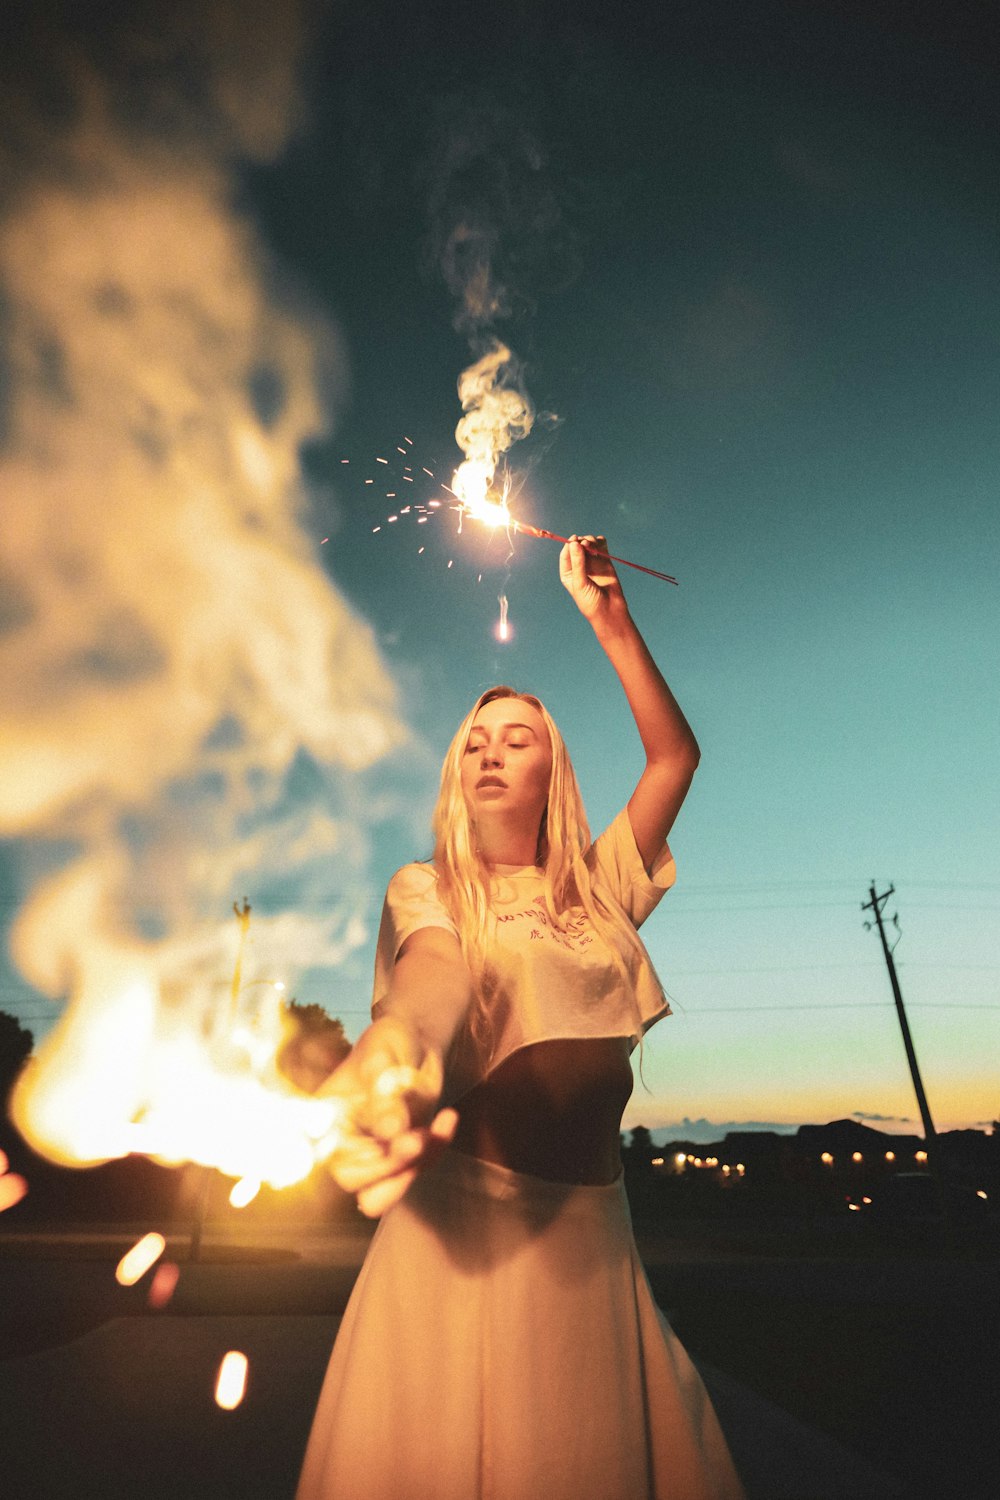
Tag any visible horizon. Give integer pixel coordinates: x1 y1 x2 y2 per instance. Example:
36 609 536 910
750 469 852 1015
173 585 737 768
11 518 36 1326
1 4 997 1161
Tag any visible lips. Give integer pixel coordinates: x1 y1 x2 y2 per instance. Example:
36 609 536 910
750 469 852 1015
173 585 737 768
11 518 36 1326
477 776 507 789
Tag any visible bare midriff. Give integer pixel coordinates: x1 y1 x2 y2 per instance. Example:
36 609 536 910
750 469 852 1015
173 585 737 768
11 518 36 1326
450 1036 634 1186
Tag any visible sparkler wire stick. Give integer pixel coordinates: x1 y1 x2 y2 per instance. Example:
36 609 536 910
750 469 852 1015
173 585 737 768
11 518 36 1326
512 523 678 585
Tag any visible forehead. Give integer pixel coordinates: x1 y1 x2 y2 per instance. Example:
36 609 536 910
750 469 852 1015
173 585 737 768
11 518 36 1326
468 697 547 737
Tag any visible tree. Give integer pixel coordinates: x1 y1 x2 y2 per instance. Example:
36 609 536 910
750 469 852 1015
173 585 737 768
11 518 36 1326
275 1000 352 1094
0 1011 33 1106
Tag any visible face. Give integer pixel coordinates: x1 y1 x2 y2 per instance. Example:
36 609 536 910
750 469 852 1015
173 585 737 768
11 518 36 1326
459 697 553 836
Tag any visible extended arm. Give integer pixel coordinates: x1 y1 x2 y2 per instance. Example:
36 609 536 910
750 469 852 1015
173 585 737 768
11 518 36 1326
560 535 700 870
322 926 470 1216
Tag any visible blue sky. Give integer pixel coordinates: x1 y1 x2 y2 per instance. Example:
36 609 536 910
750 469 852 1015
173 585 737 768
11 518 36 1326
1 2 997 1141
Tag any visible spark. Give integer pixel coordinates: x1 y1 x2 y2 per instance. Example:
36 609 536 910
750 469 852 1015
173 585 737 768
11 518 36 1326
215 1351 249 1410
116 1231 167 1286
229 1176 261 1209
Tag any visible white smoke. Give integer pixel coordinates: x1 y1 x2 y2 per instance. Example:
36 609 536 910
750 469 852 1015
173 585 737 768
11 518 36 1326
0 4 409 1087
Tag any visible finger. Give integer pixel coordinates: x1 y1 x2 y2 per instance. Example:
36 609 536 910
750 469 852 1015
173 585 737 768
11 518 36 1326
327 1137 391 1192
429 1107 459 1141
358 1167 419 1218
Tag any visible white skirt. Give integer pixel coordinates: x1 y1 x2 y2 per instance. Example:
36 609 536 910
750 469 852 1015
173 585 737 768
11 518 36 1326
297 1149 745 1500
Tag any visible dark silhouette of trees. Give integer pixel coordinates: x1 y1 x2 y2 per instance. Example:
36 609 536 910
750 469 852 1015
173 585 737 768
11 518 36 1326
276 1000 352 1094
0 1010 32 1109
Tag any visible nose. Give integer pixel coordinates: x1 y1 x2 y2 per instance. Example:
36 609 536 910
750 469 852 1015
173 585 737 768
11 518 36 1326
480 743 503 767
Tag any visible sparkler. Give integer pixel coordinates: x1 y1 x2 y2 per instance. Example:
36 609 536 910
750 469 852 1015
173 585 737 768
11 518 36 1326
450 459 678 584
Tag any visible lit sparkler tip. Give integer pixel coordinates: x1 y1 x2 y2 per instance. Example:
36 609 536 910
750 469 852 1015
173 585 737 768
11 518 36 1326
214 1351 249 1411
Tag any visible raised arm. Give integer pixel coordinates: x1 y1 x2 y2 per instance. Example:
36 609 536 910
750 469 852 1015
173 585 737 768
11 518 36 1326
321 925 470 1216
560 535 700 871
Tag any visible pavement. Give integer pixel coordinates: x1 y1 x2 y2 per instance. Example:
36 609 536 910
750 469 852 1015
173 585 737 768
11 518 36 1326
0 1229 919 1500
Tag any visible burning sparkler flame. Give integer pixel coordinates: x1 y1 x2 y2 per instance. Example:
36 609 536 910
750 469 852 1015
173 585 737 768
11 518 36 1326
7 887 437 1196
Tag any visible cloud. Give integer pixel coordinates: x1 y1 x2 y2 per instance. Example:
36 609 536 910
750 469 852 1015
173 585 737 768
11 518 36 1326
634 1117 802 1145
0 4 414 1107
851 1111 915 1124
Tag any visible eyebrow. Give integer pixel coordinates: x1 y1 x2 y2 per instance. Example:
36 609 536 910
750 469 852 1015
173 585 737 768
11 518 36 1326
467 721 539 737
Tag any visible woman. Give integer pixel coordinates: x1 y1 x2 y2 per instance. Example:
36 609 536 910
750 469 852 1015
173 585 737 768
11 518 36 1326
298 537 745 1500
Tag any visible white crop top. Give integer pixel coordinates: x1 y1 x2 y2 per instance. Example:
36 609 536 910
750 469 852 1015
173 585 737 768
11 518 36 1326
372 808 675 1104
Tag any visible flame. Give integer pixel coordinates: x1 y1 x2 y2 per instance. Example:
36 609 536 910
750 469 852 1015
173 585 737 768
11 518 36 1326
215 1351 249 1410
116 1231 166 1286
9 910 440 1195
451 342 532 531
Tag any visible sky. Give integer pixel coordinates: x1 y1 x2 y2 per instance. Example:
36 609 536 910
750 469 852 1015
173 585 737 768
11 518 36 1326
1 0 997 1147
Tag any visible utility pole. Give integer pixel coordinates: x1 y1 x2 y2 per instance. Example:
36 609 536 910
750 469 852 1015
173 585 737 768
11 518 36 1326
862 882 946 1188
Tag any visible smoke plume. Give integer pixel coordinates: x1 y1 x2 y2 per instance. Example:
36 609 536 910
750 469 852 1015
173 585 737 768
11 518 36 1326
0 2 409 1153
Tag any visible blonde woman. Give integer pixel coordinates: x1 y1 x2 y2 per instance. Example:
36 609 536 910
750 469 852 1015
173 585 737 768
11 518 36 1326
298 537 745 1500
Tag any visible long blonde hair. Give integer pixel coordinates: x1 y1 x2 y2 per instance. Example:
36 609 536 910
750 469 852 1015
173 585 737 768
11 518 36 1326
431 686 645 1055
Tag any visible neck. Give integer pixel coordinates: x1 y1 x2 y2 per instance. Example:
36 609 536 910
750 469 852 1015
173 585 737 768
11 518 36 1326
474 817 539 869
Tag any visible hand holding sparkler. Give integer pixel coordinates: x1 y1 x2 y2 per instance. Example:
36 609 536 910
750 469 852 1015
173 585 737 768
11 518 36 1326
321 1015 458 1218
559 535 629 626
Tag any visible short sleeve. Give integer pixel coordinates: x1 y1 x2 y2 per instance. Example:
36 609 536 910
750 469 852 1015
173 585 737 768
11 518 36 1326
371 862 459 1013
588 807 676 928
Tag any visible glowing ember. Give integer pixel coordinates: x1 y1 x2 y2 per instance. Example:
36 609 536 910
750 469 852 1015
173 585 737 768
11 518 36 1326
229 1176 261 1209
116 1231 167 1286
148 1261 181 1309
215 1351 249 1410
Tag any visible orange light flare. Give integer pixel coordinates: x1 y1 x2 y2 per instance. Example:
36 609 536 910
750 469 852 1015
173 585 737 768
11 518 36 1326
229 1176 261 1209
9 960 439 1197
215 1350 249 1411
0 1149 28 1213
148 1261 181 1309
116 1231 167 1286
